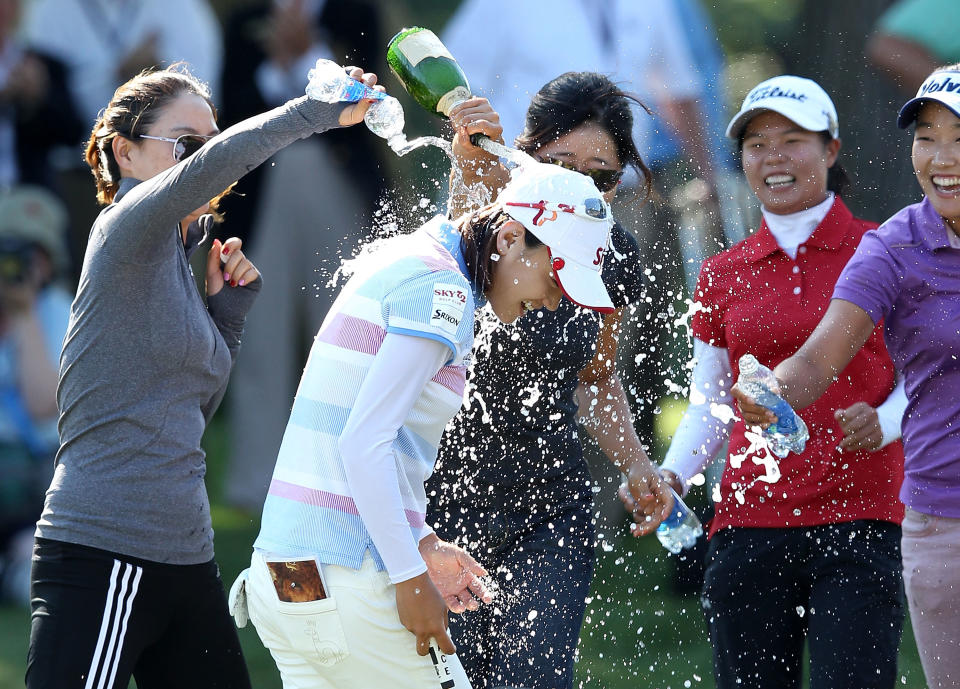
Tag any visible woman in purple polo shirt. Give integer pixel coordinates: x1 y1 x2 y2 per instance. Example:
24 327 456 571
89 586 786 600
734 64 960 689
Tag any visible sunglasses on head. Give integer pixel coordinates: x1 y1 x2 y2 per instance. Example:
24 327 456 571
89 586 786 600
138 133 213 161
505 197 609 222
541 157 624 192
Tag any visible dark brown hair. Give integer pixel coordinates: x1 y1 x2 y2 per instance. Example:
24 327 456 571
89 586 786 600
457 206 543 294
85 65 217 205
819 132 851 198
514 72 654 202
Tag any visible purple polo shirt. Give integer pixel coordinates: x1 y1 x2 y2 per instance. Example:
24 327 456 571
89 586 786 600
833 197 960 518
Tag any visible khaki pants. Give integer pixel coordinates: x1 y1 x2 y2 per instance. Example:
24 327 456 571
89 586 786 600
239 551 473 689
902 508 960 689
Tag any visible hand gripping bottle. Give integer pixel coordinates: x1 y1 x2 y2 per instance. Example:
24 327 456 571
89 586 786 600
737 354 809 457
656 487 704 554
386 27 512 159
305 58 405 145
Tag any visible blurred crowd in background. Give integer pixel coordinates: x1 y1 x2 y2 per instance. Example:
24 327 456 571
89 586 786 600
1 0 956 605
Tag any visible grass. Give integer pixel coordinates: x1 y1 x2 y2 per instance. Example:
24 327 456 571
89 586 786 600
0 517 928 689
0 417 928 688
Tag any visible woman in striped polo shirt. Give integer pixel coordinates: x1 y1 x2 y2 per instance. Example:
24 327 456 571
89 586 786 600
236 160 659 689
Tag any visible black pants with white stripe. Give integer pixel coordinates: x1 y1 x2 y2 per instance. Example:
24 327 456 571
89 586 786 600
26 538 252 689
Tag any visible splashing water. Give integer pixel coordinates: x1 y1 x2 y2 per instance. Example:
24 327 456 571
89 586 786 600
388 134 454 160
710 402 738 425
673 297 710 338
461 306 505 426
472 136 537 169
719 427 784 507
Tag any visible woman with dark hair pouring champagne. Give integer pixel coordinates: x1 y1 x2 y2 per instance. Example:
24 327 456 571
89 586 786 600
428 72 673 689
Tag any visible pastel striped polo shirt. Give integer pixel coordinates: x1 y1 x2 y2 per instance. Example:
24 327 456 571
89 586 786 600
254 216 477 571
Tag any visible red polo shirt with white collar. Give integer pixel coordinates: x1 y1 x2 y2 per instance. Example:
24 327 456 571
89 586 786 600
691 197 905 536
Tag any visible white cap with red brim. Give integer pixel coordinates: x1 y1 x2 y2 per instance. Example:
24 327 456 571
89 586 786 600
897 68 960 129
499 161 615 314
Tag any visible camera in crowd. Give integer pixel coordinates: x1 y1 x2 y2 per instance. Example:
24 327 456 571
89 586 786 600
0 237 36 286
0 186 69 291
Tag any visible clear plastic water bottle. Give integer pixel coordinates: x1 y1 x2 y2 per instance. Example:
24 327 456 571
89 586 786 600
305 58 406 144
656 487 703 554
737 354 809 457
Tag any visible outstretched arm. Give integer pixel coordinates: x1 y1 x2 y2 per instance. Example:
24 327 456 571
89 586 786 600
447 98 509 219
734 299 877 424
576 309 673 535
114 68 380 262
661 338 734 494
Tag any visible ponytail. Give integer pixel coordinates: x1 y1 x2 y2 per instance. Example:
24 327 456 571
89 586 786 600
86 65 215 205
821 133 852 197
85 120 123 205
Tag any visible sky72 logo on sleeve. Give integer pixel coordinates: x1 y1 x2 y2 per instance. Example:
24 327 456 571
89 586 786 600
431 283 468 338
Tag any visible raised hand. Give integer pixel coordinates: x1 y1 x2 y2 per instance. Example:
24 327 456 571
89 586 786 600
265 0 314 70
206 237 260 296
449 97 504 164
337 67 383 127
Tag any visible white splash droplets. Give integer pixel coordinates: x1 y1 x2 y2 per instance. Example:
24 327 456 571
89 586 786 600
710 403 738 424
520 383 542 408
673 297 710 337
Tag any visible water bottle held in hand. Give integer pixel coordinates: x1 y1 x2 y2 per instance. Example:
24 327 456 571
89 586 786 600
737 354 809 457
305 58 405 144
656 488 703 554
306 59 387 103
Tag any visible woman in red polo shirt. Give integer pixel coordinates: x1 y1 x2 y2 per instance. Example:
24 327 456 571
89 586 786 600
651 76 908 689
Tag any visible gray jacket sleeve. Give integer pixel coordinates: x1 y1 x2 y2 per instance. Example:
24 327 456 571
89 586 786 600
201 277 262 423
207 276 263 358
105 97 346 264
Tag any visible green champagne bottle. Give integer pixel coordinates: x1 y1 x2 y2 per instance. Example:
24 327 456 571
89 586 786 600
386 27 511 157
387 27 472 118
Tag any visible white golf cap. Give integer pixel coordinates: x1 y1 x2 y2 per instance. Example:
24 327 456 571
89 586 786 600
726 75 839 140
897 68 960 128
499 161 615 313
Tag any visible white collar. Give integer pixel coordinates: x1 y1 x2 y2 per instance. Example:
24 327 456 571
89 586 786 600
761 193 835 259
948 227 960 249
